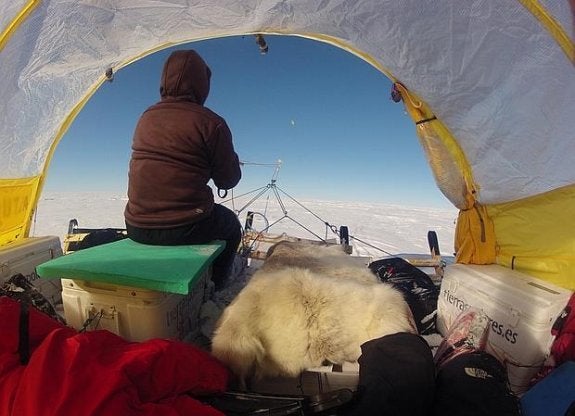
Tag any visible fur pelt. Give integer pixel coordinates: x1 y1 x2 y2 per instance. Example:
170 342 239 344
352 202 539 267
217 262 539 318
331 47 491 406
211 243 416 383
260 241 379 284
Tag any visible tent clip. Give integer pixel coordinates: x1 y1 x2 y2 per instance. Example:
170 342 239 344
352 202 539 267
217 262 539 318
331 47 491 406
255 34 268 55
105 67 114 82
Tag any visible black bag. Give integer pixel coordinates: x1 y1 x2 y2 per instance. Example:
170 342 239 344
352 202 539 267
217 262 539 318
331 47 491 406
343 333 435 416
433 352 521 416
77 228 127 250
368 257 439 335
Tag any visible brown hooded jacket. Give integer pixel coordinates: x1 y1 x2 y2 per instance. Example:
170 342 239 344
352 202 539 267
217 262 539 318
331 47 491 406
124 50 241 228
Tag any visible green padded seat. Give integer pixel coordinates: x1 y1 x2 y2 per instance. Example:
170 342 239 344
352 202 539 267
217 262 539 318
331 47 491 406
36 238 225 294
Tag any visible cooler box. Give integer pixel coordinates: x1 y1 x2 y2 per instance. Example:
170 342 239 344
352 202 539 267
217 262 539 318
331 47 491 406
437 264 573 394
37 238 225 342
60 274 208 342
0 236 63 305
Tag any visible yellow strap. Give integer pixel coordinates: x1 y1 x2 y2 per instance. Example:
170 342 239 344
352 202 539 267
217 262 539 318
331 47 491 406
396 84 477 203
518 0 575 63
30 76 108 237
0 1 42 51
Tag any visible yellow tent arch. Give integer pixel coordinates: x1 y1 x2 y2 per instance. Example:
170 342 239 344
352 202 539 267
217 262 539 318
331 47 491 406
1 1 574 289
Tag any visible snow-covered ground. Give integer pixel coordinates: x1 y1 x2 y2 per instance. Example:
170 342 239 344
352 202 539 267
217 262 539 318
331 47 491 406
31 190 459 260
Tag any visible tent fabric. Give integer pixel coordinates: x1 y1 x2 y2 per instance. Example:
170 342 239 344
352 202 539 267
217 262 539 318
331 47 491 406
454 203 497 265
0 296 229 416
36 239 225 295
0 0 30 44
397 83 475 210
1 1 575 288
0 177 40 245
1 1 574 201
488 184 575 289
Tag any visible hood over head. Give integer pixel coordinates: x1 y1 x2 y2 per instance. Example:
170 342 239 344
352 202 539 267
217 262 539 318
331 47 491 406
159 50 211 104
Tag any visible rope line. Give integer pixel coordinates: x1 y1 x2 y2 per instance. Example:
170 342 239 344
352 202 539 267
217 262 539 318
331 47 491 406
240 161 279 167
349 235 394 256
276 187 338 235
232 161 401 258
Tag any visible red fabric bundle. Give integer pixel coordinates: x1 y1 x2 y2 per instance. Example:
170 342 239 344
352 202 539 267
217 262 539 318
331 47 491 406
551 293 575 365
532 293 575 385
0 296 229 415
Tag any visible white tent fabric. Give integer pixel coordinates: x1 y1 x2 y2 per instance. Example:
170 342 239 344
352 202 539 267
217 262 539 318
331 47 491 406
1 0 574 206
0 2 27 35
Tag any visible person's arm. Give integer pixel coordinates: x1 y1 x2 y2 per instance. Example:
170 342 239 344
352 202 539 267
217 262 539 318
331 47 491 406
209 120 241 190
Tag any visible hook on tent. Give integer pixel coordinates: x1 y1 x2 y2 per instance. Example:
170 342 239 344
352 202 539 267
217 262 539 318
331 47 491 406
255 34 268 55
390 82 403 103
105 68 114 83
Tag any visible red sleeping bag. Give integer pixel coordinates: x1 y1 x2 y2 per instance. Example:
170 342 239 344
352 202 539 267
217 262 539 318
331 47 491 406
0 296 229 416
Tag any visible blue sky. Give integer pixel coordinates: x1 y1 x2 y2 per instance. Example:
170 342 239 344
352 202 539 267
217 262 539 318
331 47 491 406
45 35 452 208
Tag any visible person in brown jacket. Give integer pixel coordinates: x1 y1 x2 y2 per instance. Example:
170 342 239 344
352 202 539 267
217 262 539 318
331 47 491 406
124 49 242 291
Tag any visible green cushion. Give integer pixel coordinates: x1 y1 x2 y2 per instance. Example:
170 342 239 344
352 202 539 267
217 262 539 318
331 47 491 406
36 238 225 294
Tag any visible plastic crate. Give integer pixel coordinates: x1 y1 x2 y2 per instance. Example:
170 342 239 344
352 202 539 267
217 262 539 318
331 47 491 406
437 264 573 394
61 269 209 342
0 236 63 305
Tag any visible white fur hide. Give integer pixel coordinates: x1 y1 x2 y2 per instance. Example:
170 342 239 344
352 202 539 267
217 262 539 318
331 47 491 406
211 242 416 382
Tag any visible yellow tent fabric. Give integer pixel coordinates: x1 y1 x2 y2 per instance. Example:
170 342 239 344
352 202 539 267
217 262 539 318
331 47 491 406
455 204 497 265
1 1 574 288
488 184 575 289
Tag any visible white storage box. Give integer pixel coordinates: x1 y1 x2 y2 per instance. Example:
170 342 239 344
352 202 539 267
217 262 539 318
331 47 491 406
437 264 572 394
61 269 209 342
0 236 63 305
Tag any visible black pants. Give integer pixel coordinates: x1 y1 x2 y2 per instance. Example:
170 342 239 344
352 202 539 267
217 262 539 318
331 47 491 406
345 333 521 416
126 204 241 290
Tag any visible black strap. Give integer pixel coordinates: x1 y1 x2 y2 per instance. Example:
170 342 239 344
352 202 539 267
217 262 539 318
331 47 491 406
415 116 437 125
18 301 30 365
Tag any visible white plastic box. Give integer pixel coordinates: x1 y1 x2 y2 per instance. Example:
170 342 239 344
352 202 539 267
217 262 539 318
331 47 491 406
0 236 63 305
437 264 573 394
61 269 209 342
